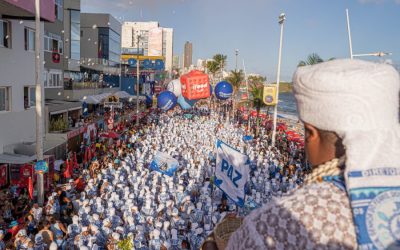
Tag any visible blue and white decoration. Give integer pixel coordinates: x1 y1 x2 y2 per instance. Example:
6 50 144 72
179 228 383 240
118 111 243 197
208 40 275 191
82 101 88 117
167 79 182 97
177 95 197 110
215 81 233 100
347 168 400 249
243 135 253 142
157 91 177 111
150 151 179 177
128 58 137 67
214 140 250 207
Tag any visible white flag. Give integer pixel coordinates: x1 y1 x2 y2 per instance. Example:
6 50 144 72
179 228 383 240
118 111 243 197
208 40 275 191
215 140 250 207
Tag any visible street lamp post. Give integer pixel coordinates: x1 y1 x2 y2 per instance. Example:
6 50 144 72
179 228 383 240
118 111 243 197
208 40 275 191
271 13 286 148
235 49 239 71
136 34 141 127
34 0 44 205
346 9 392 60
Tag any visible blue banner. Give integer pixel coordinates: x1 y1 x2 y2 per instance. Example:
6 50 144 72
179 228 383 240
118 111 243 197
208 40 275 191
242 135 253 142
214 140 250 207
150 151 179 177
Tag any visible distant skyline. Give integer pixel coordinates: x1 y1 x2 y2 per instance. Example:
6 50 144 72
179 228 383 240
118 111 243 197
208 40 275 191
82 0 400 81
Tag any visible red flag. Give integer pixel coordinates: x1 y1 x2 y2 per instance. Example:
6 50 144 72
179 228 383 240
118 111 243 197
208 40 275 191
84 147 88 164
63 160 71 179
73 153 78 169
87 148 92 162
28 177 33 200
74 177 86 191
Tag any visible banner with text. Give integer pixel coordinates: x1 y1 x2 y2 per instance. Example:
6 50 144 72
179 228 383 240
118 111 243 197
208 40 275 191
215 140 250 207
150 151 179 177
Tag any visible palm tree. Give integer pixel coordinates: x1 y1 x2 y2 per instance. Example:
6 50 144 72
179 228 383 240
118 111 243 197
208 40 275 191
298 53 335 67
206 60 219 83
248 75 266 86
224 70 245 122
213 54 227 70
225 70 244 92
248 84 266 137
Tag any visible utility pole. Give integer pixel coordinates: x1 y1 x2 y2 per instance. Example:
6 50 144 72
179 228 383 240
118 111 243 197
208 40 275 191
136 34 141 127
346 9 354 59
235 49 239 72
271 13 286 148
34 0 44 205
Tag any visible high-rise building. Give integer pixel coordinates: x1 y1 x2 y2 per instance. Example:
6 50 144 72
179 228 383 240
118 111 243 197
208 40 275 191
173 55 180 69
121 21 173 73
183 41 192 69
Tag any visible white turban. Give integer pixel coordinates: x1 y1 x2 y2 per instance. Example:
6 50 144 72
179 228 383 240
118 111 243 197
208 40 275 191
293 59 400 247
294 59 400 185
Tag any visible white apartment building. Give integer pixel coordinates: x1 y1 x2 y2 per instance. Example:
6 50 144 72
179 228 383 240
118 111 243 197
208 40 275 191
121 21 173 73
0 18 45 154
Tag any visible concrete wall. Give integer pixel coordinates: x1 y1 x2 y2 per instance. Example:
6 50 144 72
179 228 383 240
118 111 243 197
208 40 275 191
0 20 44 153
80 25 98 60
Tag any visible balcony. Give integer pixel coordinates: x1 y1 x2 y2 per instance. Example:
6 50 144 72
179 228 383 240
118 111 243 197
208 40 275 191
0 0 55 22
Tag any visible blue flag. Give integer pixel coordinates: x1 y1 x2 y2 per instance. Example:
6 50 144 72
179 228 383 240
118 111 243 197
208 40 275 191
150 151 179 177
242 135 253 142
214 140 250 207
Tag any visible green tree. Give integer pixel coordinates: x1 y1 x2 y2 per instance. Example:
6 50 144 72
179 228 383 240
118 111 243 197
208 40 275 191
206 60 220 83
248 84 267 137
225 70 245 92
298 53 335 67
225 70 245 122
206 54 227 84
247 75 266 87
213 54 227 70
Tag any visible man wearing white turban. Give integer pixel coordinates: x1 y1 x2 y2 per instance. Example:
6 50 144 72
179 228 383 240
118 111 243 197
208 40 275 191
227 59 400 249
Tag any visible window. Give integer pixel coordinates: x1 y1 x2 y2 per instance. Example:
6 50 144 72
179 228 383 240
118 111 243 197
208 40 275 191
55 0 63 21
0 87 10 111
70 10 80 60
45 70 63 88
0 19 11 48
44 34 63 54
24 28 35 51
43 72 48 87
24 86 35 109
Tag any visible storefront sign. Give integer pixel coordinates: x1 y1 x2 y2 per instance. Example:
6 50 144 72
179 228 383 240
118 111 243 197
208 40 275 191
104 102 123 108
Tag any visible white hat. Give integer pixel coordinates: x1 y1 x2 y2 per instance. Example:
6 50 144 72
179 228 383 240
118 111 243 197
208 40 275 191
163 221 170 231
155 221 162 228
293 59 400 175
171 228 178 239
153 229 160 239
116 226 124 233
17 229 27 237
35 233 43 243
91 225 99 232
195 228 203 235
49 242 58 250
112 232 120 241
82 226 88 232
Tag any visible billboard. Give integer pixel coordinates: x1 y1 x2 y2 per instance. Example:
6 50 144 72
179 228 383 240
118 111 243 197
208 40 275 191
148 28 163 56
263 84 277 106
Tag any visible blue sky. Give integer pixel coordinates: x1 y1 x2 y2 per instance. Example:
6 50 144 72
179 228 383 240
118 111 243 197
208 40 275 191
82 0 400 81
